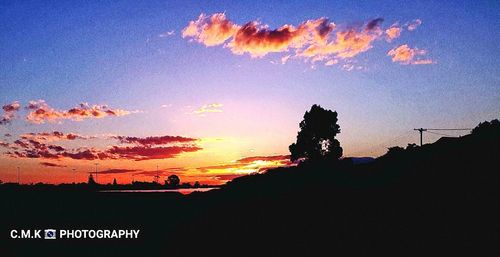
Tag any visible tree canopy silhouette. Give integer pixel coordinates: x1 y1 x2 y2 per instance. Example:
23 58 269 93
167 175 180 187
472 119 500 136
289 104 343 162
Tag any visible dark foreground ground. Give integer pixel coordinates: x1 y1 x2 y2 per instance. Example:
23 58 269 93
1 122 499 257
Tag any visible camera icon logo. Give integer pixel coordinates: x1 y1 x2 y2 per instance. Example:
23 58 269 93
44 229 57 239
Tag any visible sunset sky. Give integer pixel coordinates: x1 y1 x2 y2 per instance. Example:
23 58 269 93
1 1 499 185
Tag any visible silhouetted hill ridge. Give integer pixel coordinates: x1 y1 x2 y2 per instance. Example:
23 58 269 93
213 123 499 198
170 122 499 256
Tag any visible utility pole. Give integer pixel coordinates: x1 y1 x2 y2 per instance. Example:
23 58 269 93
414 128 427 146
94 163 99 184
154 164 160 184
414 128 472 146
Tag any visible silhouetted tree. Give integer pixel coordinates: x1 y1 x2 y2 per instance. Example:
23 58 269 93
87 174 96 185
472 119 500 136
406 143 418 150
386 146 404 155
289 104 343 162
113 178 117 186
194 181 200 188
167 175 180 188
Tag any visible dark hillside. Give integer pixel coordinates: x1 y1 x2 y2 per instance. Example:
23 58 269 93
168 120 500 257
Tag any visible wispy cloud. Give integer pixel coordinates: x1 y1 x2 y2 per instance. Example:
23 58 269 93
406 19 422 31
25 100 136 124
106 145 202 161
134 167 187 177
387 44 434 65
112 135 197 146
95 168 140 174
21 131 94 142
40 162 67 168
197 155 291 173
1 101 21 125
182 13 239 46
159 30 175 37
193 103 223 115
195 154 292 183
1 133 202 161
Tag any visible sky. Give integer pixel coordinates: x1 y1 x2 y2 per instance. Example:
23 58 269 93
1 0 499 185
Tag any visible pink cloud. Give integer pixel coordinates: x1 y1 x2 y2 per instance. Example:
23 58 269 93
113 135 197 146
1 101 21 125
387 44 434 65
21 131 93 142
385 25 402 42
182 13 239 46
26 100 135 124
183 13 423 67
407 19 422 31
3 132 202 161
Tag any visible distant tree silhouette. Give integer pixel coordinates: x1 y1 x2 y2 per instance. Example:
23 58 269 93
472 119 500 136
194 181 200 188
289 104 343 162
167 175 180 188
406 143 418 150
113 178 117 186
87 174 96 185
387 146 405 155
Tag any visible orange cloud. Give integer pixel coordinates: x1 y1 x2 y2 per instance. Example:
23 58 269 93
228 21 308 57
1 101 21 125
385 25 402 41
197 154 291 173
182 13 239 46
183 13 418 67
26 100 135 124
387 44 434 65
195 154 292 183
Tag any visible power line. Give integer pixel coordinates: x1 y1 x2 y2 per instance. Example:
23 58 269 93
422 128 472 131
425 131 454 137
414 128 472 146
350 130 414 156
